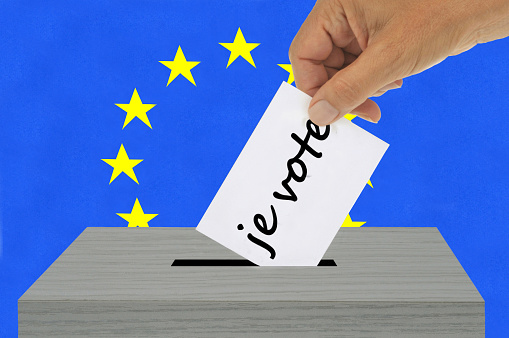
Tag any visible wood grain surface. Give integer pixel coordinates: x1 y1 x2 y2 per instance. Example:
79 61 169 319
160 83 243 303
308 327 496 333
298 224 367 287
18 227 484 337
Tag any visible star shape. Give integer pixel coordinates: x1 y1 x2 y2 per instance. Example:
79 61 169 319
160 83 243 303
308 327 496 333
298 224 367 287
102 144 143 184
115 88 156 129
117 198 157 227
219 28 260 68
341 214 366 227
159 46 200 86
277 64 294 85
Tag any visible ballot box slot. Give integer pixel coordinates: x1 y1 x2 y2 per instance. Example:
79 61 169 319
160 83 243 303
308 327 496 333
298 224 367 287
171 259 336 267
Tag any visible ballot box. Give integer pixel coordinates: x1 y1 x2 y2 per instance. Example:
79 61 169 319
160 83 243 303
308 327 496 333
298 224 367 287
18 227 484 337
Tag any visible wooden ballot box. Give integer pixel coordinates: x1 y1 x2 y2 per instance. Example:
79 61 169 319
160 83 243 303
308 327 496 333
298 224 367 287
18 227 484 337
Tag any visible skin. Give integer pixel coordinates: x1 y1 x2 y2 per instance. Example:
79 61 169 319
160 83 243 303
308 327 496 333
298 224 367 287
289 0 509 125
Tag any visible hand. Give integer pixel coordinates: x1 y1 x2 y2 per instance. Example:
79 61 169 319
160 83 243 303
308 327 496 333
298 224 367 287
290 0 509 125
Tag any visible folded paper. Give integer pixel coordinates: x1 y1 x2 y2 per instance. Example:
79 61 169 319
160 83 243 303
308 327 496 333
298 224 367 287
196 82 389 266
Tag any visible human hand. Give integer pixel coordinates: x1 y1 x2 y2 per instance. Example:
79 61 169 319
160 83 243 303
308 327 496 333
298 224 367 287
290 0 509 125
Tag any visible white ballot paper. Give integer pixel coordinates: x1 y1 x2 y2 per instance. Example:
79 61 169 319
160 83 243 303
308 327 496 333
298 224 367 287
196 82 389 266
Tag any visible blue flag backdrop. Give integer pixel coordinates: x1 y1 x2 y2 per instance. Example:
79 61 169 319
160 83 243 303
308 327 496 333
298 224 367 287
1 1 508 336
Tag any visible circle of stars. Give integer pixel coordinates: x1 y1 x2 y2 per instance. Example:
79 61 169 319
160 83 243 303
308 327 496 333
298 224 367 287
102 27 373 228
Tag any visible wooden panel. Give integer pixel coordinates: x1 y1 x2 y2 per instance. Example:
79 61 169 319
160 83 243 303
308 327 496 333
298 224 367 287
19 300 484 337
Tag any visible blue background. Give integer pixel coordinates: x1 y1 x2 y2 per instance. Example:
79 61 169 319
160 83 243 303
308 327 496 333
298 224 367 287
0 0 507 336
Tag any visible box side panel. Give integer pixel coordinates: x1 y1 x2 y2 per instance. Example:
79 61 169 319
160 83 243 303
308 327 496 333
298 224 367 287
19 300 484 338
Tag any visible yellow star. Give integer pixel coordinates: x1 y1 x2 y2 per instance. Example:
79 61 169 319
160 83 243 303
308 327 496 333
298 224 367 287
219 28 260 68
159 46 200 86
117 198 157 227
341 214 366 227
277 64 294 85
101 144 143 184
115 88 156 129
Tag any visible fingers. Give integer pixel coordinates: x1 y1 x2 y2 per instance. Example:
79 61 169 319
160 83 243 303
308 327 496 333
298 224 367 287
289 15 332 96
352 99 381 123
289 2 355 97
329 99 381 124
308 41 406 125
323 45 346 69
371 79 403 97
333 79 402 124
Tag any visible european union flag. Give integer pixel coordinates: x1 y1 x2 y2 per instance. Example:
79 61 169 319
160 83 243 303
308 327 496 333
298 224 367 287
0 0 508 336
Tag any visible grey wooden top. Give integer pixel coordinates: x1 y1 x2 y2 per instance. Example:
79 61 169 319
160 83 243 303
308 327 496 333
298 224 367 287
19 227 483 303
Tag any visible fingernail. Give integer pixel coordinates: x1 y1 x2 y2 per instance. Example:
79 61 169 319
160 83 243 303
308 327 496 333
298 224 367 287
357 115 379 123
308 100 340 125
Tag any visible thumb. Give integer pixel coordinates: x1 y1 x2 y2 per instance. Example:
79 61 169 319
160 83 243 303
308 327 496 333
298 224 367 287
308 42 404 125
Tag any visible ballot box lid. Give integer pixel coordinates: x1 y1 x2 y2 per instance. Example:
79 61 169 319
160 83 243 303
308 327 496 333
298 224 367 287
19 227 483 303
